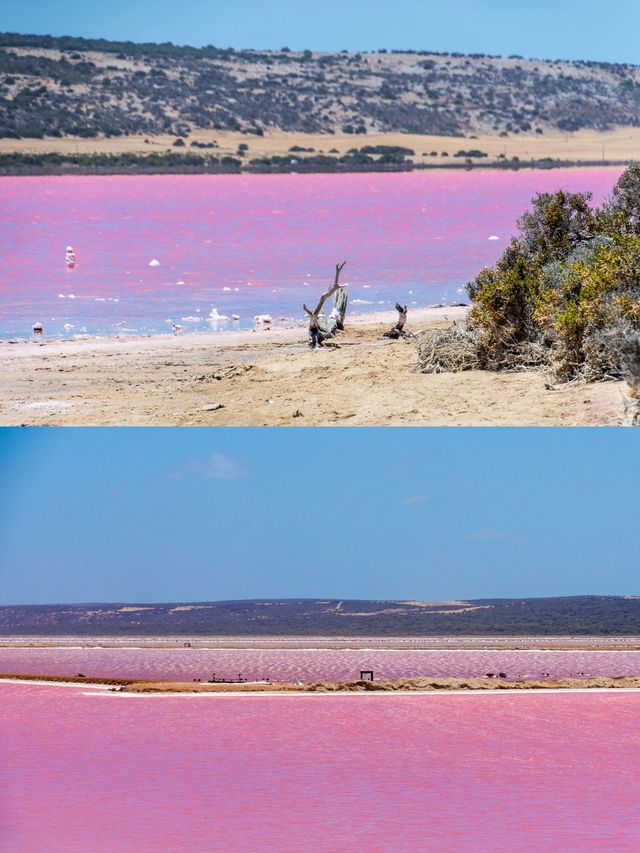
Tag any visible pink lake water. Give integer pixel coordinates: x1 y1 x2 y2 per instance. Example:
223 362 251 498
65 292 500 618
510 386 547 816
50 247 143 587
1 683 639 852
2 646 640 682
0 168 621 339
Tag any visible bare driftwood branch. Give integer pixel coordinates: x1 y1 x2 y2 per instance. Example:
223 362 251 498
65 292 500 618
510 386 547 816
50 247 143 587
383 303 414 339
309 261 347 318
303 261 348 346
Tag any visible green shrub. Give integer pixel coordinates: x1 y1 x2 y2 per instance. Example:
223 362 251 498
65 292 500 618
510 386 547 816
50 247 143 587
463 167 640 378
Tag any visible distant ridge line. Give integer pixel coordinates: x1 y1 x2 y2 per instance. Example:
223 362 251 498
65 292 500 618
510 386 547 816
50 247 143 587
1 596 639 636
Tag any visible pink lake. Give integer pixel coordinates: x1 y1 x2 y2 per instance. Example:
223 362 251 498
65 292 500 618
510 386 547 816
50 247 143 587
1 683 639 852
2 646 640 682
0 168 622 339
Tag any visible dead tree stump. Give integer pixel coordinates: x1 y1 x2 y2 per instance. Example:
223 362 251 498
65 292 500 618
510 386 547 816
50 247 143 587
383 303 413 339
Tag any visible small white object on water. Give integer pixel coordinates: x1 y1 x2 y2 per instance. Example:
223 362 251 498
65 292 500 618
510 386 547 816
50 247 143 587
148 259 160 267
232 314 240 321
63 323 75 331
57 293 65 299
67 294 76 299
223 286 232 292
488 235 500 241
176 280 185 286
32 322 44 335
209 308 229 322
254 314 273 324
181 316 201 323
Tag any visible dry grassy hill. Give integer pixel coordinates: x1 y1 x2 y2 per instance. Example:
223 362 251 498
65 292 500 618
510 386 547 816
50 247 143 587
2 32 640 148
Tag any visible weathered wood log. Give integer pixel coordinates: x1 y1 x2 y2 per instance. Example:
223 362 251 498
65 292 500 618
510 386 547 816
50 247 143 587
383 303 413 339
303 261 348 346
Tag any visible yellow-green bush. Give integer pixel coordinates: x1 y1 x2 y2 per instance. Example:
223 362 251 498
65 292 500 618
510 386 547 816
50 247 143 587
465 169 640 379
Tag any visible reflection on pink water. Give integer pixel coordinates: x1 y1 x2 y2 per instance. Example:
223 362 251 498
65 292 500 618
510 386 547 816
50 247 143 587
2 646 640 682
1 684 639 852
0 169 621 338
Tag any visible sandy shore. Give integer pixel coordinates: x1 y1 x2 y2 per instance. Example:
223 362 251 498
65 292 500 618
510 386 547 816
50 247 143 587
3 672 640 694
0 307 631 426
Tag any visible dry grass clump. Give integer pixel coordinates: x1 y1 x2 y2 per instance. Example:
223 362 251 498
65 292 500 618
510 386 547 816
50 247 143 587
416 323 481 373
416 322 549 374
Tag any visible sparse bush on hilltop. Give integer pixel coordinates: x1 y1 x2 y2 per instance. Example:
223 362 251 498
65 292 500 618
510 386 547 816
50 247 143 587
418 165 640 384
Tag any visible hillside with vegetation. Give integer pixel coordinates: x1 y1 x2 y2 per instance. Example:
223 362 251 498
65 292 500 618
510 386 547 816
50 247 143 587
2 31 640 142
1 596 639 636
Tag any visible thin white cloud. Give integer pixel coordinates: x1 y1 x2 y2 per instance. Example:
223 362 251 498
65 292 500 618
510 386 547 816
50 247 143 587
403 495 428 506
198 453 247 480
468 528 509 542
169 453 248 481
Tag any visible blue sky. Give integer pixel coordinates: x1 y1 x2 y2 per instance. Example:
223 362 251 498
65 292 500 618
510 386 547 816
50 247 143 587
0 427 637 604
2 0 640 63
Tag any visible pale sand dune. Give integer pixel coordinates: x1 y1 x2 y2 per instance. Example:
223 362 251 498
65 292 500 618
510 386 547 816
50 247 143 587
2 128 639 164
0 307 631 426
